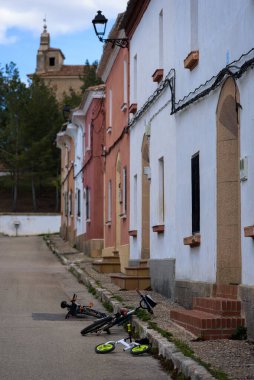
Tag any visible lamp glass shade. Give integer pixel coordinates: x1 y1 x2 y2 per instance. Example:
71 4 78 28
92 10 108 37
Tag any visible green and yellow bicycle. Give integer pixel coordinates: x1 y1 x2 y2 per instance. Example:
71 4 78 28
95 322 151 356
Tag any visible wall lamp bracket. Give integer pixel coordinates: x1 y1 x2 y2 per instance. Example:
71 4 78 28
92 11 129 49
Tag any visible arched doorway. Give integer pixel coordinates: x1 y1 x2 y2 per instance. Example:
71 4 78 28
216 77 241 284
141 134 150 259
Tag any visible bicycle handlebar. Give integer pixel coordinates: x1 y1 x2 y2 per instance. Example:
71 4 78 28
136 289 156 314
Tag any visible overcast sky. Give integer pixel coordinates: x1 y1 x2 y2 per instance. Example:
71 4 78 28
0 0 128 82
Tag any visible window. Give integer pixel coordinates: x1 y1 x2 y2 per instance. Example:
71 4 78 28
190 0 198 50
69 190 73 216
133 54 137 102
49 57 55 66
107 180 112 222
159 10 164 67
109 89 112 128
85 187 90 220
191 152 200 234
87 123 91 150
77 189 81 217
158 157 164 223
133 174 137 227
64 192 68 216
122 167 127 214
123 59 127 105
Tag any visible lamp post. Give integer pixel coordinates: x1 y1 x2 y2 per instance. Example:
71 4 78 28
92 10 128 48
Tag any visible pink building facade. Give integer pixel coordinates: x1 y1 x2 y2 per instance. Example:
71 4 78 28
97 14 130 272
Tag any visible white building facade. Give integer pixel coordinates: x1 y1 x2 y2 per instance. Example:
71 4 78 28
127 0 254 339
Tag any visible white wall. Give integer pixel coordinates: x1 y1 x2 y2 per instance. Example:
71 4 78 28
0 214 61 236
129 0 254 286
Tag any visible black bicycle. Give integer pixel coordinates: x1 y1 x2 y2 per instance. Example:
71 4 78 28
80 289 157 336
61 293 107 319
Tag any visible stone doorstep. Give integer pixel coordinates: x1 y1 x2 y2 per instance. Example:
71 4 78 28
110 273 151 290
95 255 120 263
193 297 242 316
139 259 149 268
92 261 121 273
170 309 245 340
124 266 150 276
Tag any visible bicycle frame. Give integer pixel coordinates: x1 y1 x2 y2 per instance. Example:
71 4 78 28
102 338 140 351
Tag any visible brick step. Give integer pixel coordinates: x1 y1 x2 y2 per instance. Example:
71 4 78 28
213 284 238 299
193 297 242 316
125 266 150 276
110 273 150 290
92 261 121 273
170 309 245 340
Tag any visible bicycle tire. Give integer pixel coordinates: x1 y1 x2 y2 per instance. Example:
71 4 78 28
130 344 151 355
83 308 107 319
102 314 130 332
80 316 113 336
95 342 115 354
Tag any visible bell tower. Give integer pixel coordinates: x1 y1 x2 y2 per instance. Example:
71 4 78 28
36 18 50 73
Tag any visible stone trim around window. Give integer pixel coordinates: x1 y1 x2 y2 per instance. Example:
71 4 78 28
152 68 164 83
244 225 254 238
152 224 165 233
184 50 199 70
183 234 201 247
129 103 137 114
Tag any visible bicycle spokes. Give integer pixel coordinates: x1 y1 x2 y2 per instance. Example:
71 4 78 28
95 343 115 354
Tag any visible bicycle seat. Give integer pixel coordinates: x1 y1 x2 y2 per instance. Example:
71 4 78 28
119 308 129 316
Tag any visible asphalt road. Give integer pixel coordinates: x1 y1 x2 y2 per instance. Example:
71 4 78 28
0 236 170 380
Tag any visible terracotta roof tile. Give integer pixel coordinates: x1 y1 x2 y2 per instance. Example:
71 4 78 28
39 65 86 77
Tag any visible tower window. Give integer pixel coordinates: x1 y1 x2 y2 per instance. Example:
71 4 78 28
49 57 55 66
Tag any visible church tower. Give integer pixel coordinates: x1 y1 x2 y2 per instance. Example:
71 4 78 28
29 19 86 101
36 19 65 74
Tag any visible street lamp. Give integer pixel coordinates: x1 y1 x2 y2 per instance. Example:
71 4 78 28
63 104 71 122
92 10 129 48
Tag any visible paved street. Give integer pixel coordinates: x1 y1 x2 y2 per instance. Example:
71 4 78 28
0 236 170 380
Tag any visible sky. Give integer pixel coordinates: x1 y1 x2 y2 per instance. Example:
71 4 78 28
0 0 128 83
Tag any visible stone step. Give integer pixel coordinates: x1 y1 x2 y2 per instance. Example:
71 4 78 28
193 297 242 316
139 259 149 268
125 266 150 276
110 273 150 290
97 255 120 263
170 309 245 340
92 261 121 273
213 284 238 299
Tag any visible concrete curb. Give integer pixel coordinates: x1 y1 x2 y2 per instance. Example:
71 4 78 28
48 241 216 380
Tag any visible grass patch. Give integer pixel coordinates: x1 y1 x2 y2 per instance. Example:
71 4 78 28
135 308 151 322
151 347 187 380
111 294 124 303
87 283 97 296
102 300 113 313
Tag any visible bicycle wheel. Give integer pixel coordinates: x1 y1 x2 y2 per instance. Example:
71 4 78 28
80 316 112 336
83 308 107 319
95 342 115 354
102 314 129 332
130 344 151 355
